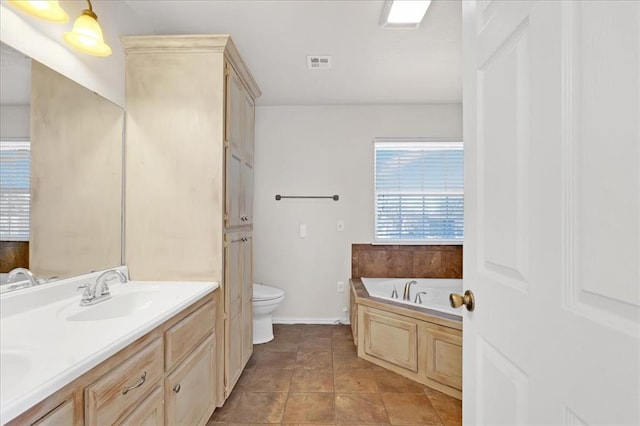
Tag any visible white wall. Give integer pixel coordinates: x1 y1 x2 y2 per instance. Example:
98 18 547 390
253 104 462 323
0 105 29 139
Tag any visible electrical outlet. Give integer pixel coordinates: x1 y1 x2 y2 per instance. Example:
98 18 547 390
337 281 344 293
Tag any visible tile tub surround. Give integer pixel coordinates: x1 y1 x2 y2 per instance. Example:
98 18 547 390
351 244 462 279
0 241 29 273
207 324 461 425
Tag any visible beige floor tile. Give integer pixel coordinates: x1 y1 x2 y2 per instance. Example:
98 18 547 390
334 369 378 393
246 368 293 392
228 392 288 423
254 351 297 369
374 369 425 394
296 351 333 370
282 393 336 423
336 393 389 423
424 387 462 426
333 350 377 371
382 393 443 425
290 369 335 392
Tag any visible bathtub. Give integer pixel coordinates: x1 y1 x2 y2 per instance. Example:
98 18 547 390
360 277 463 317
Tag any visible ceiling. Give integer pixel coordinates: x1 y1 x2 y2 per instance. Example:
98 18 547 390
123 0 462 105
1 0 462 107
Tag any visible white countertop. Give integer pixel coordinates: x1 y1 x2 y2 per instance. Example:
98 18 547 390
0 268 218 425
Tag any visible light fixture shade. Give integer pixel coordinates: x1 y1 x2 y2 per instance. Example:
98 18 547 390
63 10 112 57
8 0 69 23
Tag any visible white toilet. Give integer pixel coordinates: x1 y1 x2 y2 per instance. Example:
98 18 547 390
252 283 285 344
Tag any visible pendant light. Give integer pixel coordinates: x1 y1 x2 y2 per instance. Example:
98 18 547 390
7 0 69 23
63 0 112 57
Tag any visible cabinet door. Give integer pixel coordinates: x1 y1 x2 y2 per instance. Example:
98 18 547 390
241 235 253 366
165 336 216 426
241 93 255 225
226 66 243 153
224 234 244 396
225 145 243 228
117 386 163 426
32 400 75 426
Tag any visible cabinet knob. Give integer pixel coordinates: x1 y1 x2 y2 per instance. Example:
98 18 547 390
173 384 181 393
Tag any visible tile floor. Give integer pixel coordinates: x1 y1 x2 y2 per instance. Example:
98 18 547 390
207 324 462 425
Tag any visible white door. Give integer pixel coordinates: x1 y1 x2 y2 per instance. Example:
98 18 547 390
462 1 639 424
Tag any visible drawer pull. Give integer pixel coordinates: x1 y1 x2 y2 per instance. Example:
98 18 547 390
122 371 146 395
173 384 181 393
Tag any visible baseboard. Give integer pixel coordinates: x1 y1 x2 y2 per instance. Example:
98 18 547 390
272 317 350 325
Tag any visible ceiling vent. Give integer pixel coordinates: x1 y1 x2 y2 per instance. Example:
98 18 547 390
307 56 332 70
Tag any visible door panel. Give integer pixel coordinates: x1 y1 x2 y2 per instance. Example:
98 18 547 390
463 1 640 424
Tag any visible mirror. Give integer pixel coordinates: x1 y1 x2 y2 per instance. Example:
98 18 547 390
0 41 124 284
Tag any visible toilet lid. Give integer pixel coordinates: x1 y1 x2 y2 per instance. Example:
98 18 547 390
253 284 284 301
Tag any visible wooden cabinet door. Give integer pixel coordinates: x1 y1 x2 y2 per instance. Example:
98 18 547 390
224 233 243 396
241 235 253 366
165 336 216 426
32 400 75 426
117 386 164 426
225 145 243 228
226 66 243 153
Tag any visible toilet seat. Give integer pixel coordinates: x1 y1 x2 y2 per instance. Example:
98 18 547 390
253 284 284 302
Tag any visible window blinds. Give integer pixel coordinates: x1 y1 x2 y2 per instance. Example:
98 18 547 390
374 141 463 242
0 141 30 241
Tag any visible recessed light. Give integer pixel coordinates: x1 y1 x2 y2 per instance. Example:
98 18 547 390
380 0 432 28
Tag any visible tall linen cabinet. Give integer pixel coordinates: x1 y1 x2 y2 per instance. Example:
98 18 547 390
122 35 260 406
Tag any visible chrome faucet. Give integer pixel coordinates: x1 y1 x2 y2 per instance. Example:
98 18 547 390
414 291 427 304
80 269 127 306
6 268 40 289
391 285 399 299
402 280 417 301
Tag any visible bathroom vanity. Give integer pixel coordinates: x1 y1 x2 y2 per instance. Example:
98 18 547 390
0 269 219 426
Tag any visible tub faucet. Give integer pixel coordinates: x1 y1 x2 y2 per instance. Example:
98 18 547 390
80 269 127 306
391 286 398 299
402 280 417 301
7 268 40 289
414 291 427 304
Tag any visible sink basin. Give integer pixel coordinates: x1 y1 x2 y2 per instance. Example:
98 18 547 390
62 290 160 322
1 351 31 392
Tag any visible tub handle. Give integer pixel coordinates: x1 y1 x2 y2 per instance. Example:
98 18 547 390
450 290 475 312
391 286 398 299
414 292 427 304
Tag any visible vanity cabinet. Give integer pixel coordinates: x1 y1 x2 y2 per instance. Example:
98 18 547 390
122 35 260 406
6 294 217 426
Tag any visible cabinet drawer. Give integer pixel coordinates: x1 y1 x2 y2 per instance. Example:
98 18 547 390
165 335 216 426
85 338 163 426
165 300 215 371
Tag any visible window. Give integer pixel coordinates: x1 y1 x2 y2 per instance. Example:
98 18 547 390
0 140 30 241
374 139 463 243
